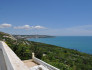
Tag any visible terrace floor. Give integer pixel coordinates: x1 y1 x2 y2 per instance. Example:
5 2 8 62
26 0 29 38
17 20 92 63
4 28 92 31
23 59 39 68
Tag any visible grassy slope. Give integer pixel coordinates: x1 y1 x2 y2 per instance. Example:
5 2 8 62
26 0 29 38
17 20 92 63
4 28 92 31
0 32 92 70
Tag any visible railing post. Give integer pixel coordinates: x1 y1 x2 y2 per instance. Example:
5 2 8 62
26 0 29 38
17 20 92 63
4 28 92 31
32 52 35 59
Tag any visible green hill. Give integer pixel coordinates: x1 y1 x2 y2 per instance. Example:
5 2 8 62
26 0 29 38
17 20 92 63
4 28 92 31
0 32 92 70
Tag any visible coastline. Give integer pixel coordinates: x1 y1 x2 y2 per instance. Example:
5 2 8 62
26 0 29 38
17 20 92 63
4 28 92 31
28 36 92 54
13 35 55 39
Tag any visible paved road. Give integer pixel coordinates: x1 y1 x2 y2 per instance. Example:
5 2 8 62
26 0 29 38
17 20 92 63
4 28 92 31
0 49 7 70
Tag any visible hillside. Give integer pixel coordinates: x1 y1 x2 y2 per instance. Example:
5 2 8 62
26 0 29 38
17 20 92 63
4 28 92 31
0 32 92 70
0 32 16 40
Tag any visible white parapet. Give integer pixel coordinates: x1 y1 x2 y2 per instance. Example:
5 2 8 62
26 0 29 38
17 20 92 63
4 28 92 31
33 57 60 70
30 65 49 70
0 41 29 70
0 41 60 70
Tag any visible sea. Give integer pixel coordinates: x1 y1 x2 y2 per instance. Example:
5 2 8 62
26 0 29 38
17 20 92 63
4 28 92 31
29 36 92 54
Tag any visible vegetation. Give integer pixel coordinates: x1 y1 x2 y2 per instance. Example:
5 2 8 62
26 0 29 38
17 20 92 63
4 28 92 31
0 32 92 70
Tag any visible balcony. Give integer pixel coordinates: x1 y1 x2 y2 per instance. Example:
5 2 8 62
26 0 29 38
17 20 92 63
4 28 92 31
0 41 60 70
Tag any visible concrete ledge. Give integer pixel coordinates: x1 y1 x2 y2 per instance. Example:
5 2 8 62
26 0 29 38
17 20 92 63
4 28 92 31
33 57 60 70
0 41 29 70
30 65 49 70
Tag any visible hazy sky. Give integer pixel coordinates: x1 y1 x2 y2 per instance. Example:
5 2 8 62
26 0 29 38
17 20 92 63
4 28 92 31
0 0 92 36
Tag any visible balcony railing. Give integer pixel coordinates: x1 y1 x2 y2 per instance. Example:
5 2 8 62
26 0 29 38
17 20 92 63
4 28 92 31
33 57 60 70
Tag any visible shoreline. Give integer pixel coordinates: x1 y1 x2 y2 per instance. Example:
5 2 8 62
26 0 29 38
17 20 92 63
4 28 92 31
28 36 92 55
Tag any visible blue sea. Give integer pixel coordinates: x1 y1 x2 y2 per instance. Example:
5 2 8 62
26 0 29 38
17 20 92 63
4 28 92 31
29 36 92 54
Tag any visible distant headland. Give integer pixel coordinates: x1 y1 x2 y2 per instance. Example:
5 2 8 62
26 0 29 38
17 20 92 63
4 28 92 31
13 35 55 39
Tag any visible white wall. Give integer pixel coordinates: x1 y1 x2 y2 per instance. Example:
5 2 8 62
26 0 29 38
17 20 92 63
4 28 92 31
0 41 29 70
33 57 60 70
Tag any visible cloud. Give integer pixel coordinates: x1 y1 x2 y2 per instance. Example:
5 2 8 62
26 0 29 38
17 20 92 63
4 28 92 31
14 25 31 30
0 23 12 28
48 25 92 36
14 25 47 30
33 25 47 29
66 25 92 30
34 25 92 36
1 24 92 36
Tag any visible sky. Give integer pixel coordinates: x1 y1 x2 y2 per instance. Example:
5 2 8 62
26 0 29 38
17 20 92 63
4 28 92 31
0 0 92 36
